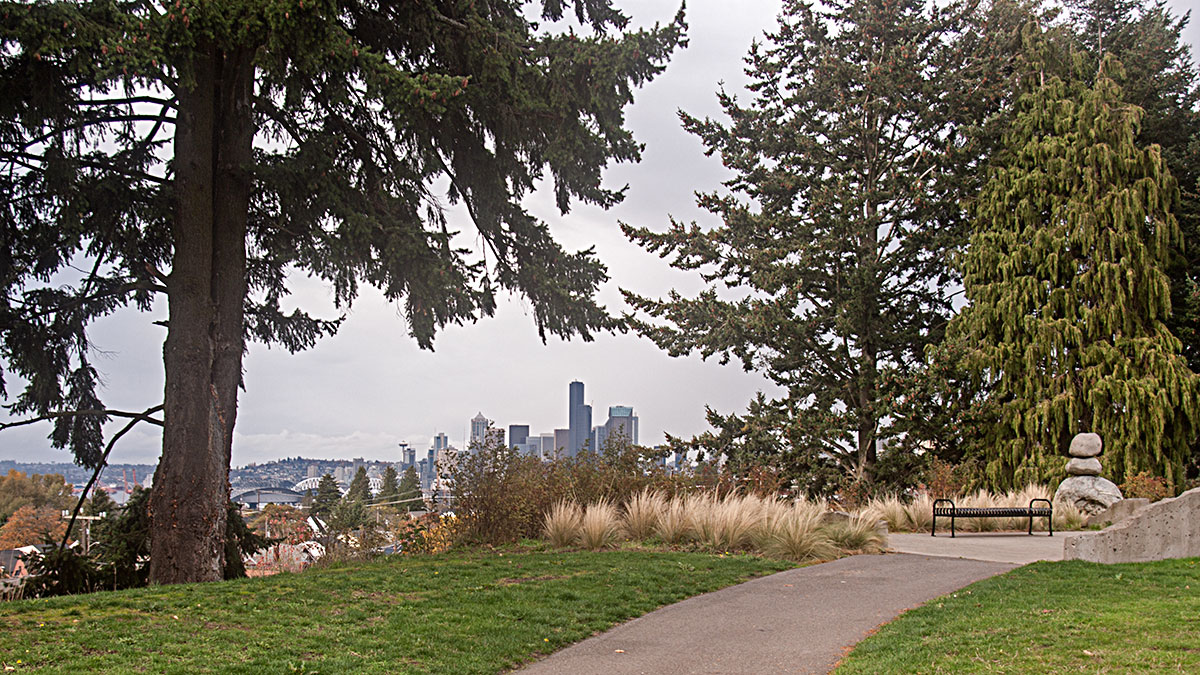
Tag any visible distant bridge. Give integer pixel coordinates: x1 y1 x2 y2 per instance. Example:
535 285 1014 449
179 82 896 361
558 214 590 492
292 476 383 495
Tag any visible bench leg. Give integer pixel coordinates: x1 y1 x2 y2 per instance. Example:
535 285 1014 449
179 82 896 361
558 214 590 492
931 512 936 537
950 514 955 538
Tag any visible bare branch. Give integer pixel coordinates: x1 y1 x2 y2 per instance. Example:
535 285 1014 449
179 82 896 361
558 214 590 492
1 408 165 431
59 404 164 549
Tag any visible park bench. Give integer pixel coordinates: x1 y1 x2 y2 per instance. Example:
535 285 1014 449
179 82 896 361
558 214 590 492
931 498 1053 537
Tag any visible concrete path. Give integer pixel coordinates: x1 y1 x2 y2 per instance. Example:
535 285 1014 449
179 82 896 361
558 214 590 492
888 531 1065 565
518 553 1015 674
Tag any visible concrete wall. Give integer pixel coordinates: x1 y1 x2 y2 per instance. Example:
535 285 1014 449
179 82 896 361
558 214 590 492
1063 487 1200 564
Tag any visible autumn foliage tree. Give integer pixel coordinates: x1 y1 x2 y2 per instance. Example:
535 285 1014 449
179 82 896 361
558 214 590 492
0 470 73 525
0 504 68 548
1 0 686 583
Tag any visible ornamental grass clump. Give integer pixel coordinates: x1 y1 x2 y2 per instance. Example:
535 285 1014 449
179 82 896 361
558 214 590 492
623 489 666 542
863 495 909 532
762 505 836 562
704 493 764 552
826 515 886 554
578 500 622 551
543 500 582 549
903 491 935 533
655 495 692 546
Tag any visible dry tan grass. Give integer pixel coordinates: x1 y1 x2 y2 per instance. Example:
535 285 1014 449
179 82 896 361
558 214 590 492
826 515 886 554
904 491 935 533
655 495 693 546
542 500 582 549
578 500 622 551
623 489 666 542
1052 499 1086 531
762 505 836 562
863 495 909 532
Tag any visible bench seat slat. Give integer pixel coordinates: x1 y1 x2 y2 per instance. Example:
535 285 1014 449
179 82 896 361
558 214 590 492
933 507 1051 517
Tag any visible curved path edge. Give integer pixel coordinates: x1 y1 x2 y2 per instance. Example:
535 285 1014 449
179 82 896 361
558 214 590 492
517 553 1015 674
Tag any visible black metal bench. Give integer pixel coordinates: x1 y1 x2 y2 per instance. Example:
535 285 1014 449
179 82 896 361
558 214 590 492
931 498 1053 537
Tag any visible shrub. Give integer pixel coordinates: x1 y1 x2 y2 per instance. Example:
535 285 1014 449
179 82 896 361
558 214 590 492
578 500 621 551
543 501 582 549
1120 471 1171 502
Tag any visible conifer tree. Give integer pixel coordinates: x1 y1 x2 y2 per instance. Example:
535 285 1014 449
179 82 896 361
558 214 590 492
0 0 686 583
1066 0 1200 373
345 467 371 504
398 466 422 512
949 50 1199 490
377 465 400 510
309 473 340 521
623 0 1016 484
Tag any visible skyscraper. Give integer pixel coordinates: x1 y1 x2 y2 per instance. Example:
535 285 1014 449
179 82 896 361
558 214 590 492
509 425 530 448
568 381 591 456
470 412 489 448
605 405 639 446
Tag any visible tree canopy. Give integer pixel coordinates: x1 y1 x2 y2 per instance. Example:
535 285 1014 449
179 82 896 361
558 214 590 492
1 0 686 582
950 48 1199 490
623 0 1017 487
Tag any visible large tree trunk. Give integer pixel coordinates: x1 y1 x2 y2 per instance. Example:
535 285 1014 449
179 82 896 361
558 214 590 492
149 41 254 585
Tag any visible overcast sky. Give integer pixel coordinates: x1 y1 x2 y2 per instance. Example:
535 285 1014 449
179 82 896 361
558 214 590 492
3 0 1199 468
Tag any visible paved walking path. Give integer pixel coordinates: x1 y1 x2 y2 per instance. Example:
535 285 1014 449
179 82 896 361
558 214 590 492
520 533 1065 674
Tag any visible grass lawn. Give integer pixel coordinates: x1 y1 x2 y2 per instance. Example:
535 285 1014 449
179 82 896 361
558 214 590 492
837 558 1200 673
0 547 791 674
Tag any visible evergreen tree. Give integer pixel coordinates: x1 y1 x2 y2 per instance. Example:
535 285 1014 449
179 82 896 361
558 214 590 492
949 50 1199 490
623 0 1016 485
1066 0 1200 374
398 466 422 512
309 473 341 521
345 467 371 504
0 0 685 583
377 465 400 509
82 487 117 517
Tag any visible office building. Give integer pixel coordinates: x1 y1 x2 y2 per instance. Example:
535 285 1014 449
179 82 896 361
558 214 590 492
568 381 592 456
470 413 490 448
509 425 530 448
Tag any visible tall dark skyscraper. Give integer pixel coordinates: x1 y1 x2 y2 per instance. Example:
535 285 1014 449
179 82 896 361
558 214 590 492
568 380 592 456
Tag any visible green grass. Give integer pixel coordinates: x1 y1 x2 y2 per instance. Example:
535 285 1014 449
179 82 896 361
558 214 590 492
0 547 791 674
837 558 1200 673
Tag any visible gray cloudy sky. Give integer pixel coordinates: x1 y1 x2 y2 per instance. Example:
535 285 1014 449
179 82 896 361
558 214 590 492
3 0 1199 468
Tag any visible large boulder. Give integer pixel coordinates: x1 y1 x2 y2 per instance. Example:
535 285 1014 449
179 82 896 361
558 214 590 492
1054 475 1123 515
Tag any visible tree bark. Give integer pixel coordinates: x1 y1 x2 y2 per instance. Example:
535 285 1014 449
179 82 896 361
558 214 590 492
149 41 253 585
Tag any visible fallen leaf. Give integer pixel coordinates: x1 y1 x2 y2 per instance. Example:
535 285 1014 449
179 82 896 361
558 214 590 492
615 650 625 654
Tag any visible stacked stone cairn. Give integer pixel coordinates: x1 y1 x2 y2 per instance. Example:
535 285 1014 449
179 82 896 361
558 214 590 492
1054 432 1124 515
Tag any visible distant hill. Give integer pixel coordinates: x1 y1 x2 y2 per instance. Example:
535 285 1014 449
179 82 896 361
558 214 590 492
0 460 156 485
